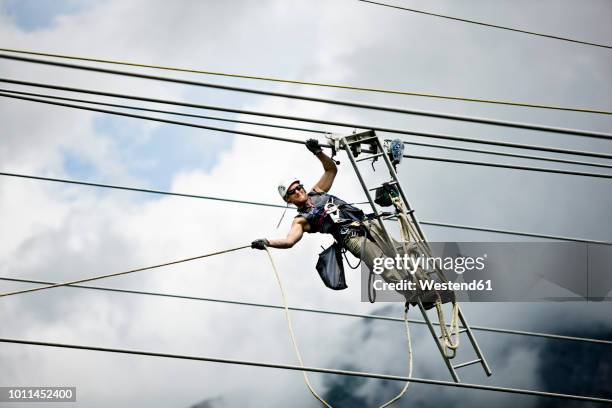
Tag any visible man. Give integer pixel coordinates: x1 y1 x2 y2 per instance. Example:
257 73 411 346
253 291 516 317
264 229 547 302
251 139 409 295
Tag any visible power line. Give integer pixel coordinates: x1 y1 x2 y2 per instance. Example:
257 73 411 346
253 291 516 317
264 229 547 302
403 153 612 179
3 78 609 161
416 220 611 244
3 88 611 171
2 276 609 345
0 337 609 403
4 78 610 160
357 0 612 51
7 48 612 115
3 92 612 180
0 91 307 145
1 53 611 140
1 171 609 245
0 172 286 207
0 89 327 135
401 140 612 170
0 47 609 115
0 246 249 298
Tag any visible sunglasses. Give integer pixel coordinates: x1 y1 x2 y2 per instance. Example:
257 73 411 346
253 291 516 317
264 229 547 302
287 184 304 196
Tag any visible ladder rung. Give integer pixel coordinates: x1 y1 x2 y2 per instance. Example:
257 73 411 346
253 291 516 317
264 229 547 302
356 152 384 162
452 358 482 370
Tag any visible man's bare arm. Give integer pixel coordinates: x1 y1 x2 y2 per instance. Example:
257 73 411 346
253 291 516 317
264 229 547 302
312 151 337 193
267 218 307 249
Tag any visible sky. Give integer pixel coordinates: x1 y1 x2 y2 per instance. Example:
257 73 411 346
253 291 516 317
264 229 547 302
0 0 611 407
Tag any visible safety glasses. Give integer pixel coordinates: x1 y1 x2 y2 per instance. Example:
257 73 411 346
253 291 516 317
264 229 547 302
287 184 304 196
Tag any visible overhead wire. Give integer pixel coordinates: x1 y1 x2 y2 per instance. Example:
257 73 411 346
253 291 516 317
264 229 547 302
3 78 610 161
2 276 610 345
0 337 610 403
2 92 612 180
357 0 612 51
2 88 611 171
401 140 612 170
0 47 609 115
1 171 609 245
1 53 611 140
0 88 327 134
0 246 249 298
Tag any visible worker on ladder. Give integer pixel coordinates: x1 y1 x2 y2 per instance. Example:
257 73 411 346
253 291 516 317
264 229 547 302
250 137 477 382
251 138 413 301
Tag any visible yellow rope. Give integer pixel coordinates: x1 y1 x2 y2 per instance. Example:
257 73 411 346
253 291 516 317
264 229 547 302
1 47 610 115
264 248 333 408
392 196 460 359
435 301 461 359
264 247 413 408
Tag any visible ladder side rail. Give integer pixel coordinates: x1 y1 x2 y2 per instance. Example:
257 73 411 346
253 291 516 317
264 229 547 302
417 300 461 382
375 138 430 246
341 137 395 246
372 138 457 285
371 139 436 261
341 133 492 383
373 137 492 380
457 306 493 376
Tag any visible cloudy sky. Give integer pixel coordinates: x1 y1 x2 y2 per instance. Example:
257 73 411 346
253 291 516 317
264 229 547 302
0 0 611 407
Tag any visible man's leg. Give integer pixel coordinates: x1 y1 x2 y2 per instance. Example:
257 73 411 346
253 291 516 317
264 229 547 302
344 233 418 302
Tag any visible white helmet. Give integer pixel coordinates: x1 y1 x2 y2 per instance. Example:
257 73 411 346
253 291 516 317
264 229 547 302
278 177 300 201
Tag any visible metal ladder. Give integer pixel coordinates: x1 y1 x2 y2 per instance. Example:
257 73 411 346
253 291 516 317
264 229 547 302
336 130 492 383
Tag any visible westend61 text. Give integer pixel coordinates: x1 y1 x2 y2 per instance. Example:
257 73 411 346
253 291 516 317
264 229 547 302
373 279 492 292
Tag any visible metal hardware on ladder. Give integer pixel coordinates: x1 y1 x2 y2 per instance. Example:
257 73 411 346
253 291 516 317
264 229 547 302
368 181 399 192
344 130 377 145
346 136 378 145
453 359 483 370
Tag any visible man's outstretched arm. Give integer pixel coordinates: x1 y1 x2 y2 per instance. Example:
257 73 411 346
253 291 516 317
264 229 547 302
305 139 337 193
252 217 306 250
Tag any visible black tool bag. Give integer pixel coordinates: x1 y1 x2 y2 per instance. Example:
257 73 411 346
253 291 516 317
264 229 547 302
316 242 348 290
374 182 399 207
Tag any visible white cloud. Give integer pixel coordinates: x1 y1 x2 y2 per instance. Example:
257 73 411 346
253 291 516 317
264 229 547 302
1 0 611 407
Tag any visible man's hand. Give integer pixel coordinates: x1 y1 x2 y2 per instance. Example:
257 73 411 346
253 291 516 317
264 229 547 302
251 238 269 250
305 138 322 155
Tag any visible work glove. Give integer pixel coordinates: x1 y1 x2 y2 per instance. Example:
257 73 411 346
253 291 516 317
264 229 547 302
251 238 270 250
305 138 323 155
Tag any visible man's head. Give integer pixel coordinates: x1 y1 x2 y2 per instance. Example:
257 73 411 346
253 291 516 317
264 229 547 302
278 178 308 206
